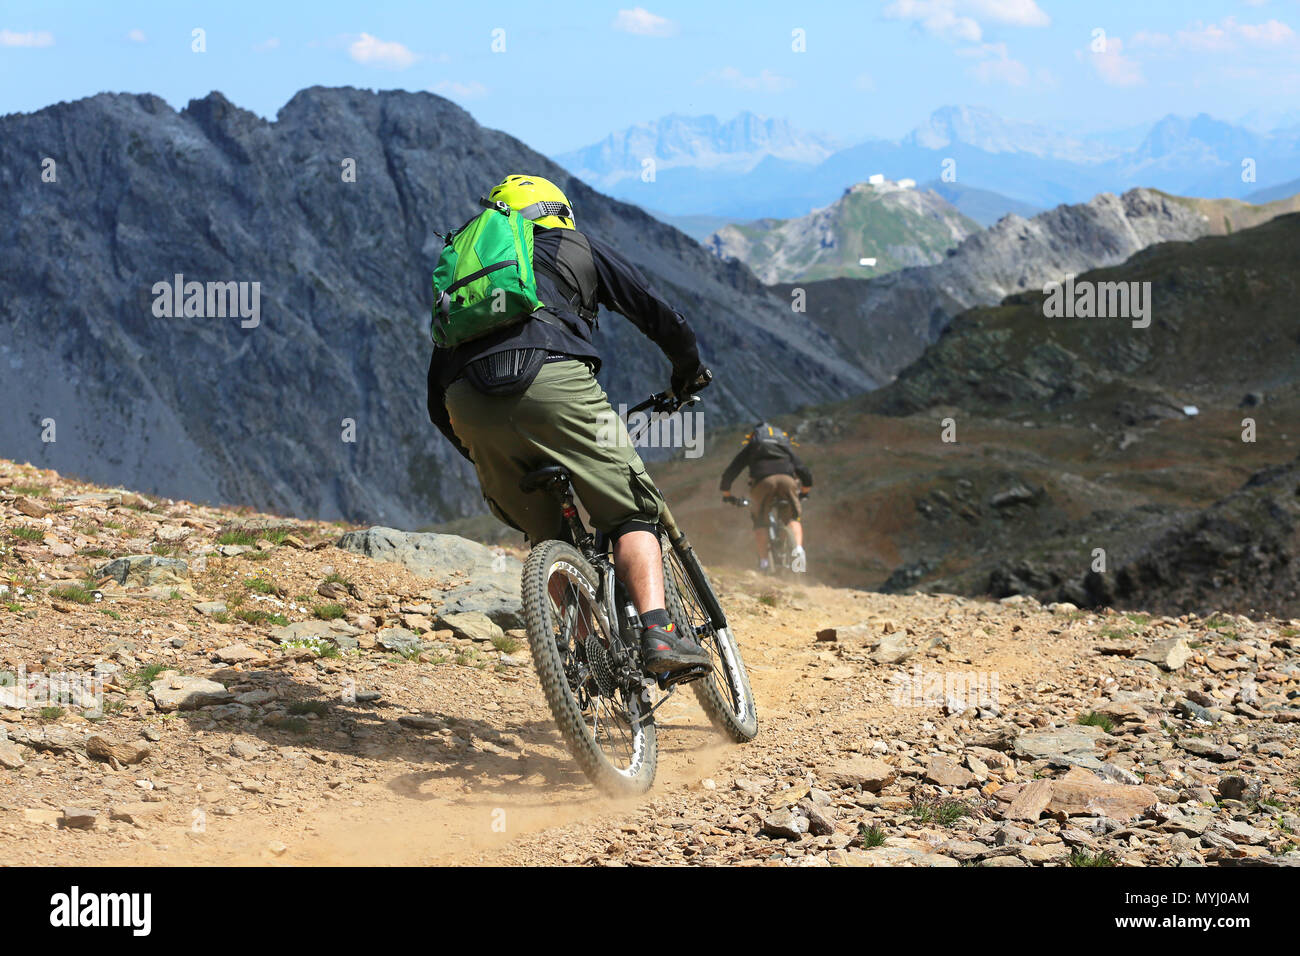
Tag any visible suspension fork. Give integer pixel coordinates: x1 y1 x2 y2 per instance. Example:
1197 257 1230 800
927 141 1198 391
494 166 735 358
659 504 729 630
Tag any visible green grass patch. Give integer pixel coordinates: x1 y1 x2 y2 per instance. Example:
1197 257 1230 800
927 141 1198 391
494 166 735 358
12 483 49 497
312 603 346 621
321 571 351 587
1077 711 1115 733
491 633 521 654
246 577 279 594
909 797 973 826
287 700 329 716
757 592 779 607
233 608 290 627
129 663 167 688
49 582 97 605
1069 849 1118 867
8 527 43 542
858 823 887 848
39 706 66 719
216 530 258 546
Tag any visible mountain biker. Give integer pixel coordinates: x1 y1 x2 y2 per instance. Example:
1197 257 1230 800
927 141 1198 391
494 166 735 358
427 174 713 676
720 421 813 572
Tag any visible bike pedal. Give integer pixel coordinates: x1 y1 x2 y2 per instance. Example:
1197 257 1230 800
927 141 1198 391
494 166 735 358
656 663 712 690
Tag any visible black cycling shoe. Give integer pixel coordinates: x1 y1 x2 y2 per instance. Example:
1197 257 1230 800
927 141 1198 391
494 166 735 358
640 622 711 675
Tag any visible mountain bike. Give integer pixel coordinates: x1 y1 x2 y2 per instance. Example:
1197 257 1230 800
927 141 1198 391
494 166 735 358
520 389 758 795
724 491 808 574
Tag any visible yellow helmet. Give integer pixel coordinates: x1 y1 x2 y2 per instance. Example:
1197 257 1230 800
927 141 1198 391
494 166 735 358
487 174 575 229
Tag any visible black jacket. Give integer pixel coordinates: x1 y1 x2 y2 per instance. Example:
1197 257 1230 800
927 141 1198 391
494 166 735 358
427 227 700 460
720 430 813 492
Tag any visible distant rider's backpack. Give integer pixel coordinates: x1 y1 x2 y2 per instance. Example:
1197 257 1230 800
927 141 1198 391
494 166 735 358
748 422 796 464
430 199 542 348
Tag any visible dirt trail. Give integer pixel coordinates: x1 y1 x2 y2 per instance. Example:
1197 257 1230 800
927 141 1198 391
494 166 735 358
3 458 1299 867
81 577 865 867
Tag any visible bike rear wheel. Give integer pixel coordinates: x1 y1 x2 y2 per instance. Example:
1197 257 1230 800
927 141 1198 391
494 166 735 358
522 540 658 795
661 534 758 742
768 508 792 571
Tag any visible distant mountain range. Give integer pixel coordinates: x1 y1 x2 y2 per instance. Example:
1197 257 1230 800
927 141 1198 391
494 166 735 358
554 105 1300 223
705 179 980 283
555 111 840 190
0 88 870 528
771 188 1297 388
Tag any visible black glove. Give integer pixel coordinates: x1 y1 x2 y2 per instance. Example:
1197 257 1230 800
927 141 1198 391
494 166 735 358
672 364 712 402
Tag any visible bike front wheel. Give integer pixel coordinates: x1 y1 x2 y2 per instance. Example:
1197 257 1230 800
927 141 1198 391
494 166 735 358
662 534 759 742
522 540 658 795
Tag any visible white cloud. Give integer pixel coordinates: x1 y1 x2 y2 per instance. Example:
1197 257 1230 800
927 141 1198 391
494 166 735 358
348 33 417 69
884 0 1049 42
701 67 793 92
612 7 678 38
126 28 146 44
254 37 280 52
1129 30 1173 49
431 80 488 100
965 0 1049 28
961 42 1030 85
0 29 54 47
1089 36 1144 87
1176 17 1295 51
854 72 876 92
885 1 981 42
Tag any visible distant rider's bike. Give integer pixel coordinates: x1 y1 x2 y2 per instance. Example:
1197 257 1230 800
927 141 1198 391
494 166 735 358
521 388 758 795
725 491 808 574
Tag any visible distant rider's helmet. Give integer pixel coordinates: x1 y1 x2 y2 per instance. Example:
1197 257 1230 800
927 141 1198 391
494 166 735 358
488 174 575 229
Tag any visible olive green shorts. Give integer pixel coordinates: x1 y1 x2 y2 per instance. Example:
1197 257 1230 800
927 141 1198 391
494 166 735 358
445 360 665 543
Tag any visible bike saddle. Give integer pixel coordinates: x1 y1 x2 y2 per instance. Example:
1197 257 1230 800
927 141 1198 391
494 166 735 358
519 464 570 493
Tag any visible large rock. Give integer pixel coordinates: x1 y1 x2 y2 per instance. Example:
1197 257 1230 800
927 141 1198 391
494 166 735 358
269 620 361 647
148 675 233 712
843 839 960 868
95 555 189 587
1013 725 1115 769
376 627 424 655
0 738 25 769
1136 637 1192 671
337 527 523 627
438 611 504 644
1004 779 1054 821
925 755 978 789
1045 766 1158 820
826 756 896 793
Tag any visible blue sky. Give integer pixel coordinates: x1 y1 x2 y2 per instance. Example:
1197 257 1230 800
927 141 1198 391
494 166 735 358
3 1 1299 151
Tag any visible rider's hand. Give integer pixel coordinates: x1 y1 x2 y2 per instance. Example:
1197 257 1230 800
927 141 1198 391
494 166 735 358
672 363 712 402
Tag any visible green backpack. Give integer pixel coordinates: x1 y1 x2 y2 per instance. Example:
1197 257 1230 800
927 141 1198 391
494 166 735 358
430 200 542 348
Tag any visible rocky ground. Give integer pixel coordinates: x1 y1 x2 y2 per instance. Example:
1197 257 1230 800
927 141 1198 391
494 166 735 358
2 457 1299 867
